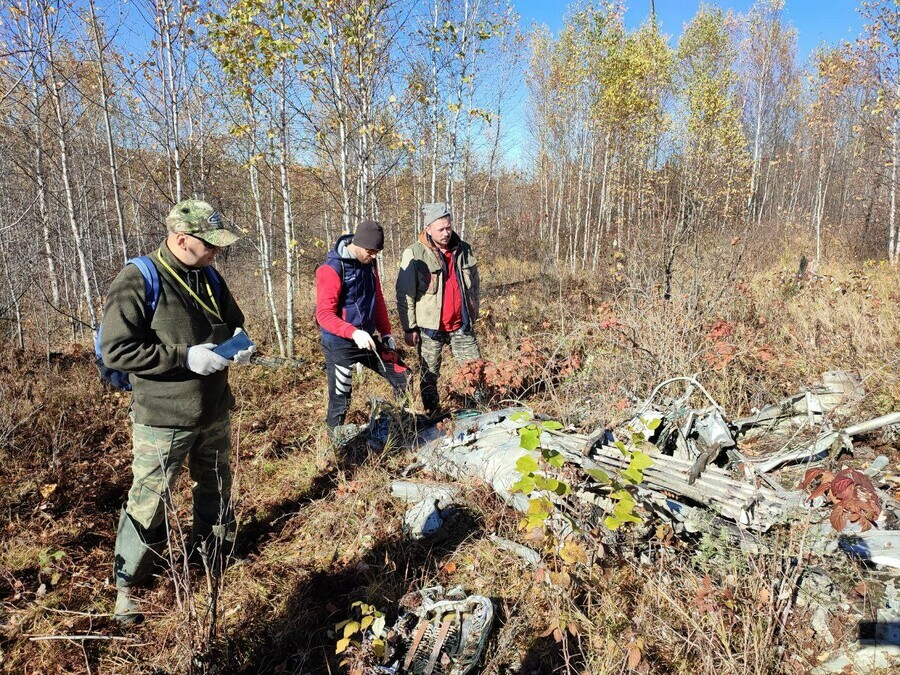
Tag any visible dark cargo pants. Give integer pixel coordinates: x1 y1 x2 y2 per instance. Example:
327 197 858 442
418 329 481 413
322 337 410 428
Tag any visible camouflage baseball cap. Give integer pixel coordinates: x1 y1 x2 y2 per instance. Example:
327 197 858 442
165 199 240 247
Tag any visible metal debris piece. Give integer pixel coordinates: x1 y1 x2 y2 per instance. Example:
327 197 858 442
733 371 864 438
398 373 898 562
751 412 900 473
812 645 900 674
417 407 799 533
863 456 890 478
839 529 900 570
392 481 460 540
488 534 541 567
375 586 493 675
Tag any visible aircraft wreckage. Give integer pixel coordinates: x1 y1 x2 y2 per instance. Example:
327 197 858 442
357 372 900 674
380 374 900 567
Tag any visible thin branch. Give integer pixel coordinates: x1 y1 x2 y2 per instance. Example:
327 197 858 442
28 634 134 642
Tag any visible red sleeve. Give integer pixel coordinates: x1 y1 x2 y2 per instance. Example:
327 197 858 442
315 265 356 339
374 272 392 336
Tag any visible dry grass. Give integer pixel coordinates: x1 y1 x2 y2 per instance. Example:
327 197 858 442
1 252 898 673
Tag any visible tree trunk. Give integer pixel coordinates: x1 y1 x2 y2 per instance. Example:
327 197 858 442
89 0 128 262
43 7 98 334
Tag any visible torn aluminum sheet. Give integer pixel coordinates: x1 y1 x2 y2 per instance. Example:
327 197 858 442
811 645 900 674
733 370 865 438
416 407 800 534
839 529 900 570
488 534 541 567
750 412 900 473
391 481 460 540
624 377 738 484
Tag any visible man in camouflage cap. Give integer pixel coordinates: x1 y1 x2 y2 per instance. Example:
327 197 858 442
165 198 241 248
100 199 253 624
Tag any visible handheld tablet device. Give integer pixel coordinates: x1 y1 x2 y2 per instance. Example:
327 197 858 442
212 331 255 360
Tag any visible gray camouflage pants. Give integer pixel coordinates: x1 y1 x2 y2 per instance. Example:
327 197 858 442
418 329 481 412
125 413 233 534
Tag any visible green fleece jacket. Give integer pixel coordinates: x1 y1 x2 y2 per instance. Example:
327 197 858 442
395 230 479 333
100 242 245 426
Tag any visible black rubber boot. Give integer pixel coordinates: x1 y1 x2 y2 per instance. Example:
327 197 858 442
112 506 166 625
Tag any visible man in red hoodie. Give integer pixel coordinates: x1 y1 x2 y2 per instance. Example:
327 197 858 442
316 220 408 441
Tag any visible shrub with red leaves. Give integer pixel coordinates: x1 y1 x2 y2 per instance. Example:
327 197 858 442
799 468 882 532
448 338 582 403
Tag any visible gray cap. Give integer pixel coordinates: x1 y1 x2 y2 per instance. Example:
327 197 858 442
423 202 451 228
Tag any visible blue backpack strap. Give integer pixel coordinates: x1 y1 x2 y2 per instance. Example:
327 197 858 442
127 256 161 313
204 265 222 301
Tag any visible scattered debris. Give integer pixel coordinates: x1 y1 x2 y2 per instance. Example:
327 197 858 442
372 586 494 675
406 372 900 568
372 372 899 672
812 645 900 674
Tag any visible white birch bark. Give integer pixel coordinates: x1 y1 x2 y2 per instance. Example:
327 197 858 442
42 6 98 333
88 0 128 262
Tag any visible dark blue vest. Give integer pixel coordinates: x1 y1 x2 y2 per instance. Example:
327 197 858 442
320 234 379 343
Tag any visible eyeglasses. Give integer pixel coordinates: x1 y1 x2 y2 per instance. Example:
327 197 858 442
184 233 219 250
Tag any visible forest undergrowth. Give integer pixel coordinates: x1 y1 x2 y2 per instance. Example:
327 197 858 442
1 251 898 674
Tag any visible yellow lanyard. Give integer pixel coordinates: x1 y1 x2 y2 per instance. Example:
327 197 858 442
155 249 223 322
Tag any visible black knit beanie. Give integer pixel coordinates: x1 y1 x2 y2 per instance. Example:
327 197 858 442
352 220 384 250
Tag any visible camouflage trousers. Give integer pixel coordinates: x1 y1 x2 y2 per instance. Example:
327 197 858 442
124 413 233 534
418 329 481 412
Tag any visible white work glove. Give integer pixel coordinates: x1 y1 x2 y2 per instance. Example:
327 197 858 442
231 327 257 365
382 334 397 351
186 343 230 376
352 329 376 351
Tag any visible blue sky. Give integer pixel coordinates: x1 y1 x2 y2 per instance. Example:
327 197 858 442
503 0 866 165
515 0 864 65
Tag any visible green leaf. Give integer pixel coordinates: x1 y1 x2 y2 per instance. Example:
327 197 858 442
336 636 351 654
615 440 628 455
622 467 644 484
629 451 654 471
510 476 536 494
516 455 540 475
520 426 540 451
585 468 611 483
360 615 374 632
541 420 564 430
545 450 566 469
343 621 360 639
646 417 662 430
533 475 555 492
372 637 386 658
510 411 532 422
554 480 571 496
526 512 549 528
528 497 551 514
604 515 623 530
334 619 352 631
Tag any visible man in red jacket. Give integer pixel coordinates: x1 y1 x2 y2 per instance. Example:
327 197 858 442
316 220 408 442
